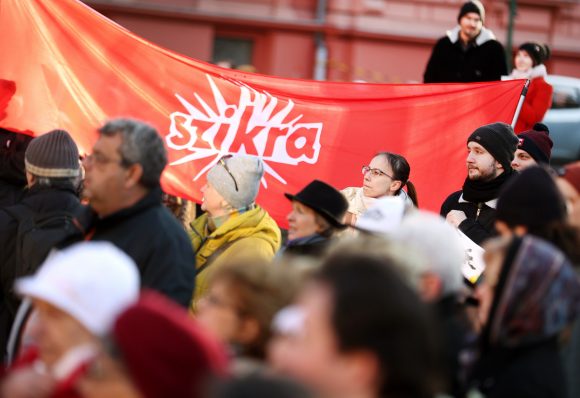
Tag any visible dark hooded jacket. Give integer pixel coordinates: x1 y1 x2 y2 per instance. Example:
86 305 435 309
424 26 507 83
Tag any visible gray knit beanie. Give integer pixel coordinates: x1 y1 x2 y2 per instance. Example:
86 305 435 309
25 129 80 178
207 154 264 209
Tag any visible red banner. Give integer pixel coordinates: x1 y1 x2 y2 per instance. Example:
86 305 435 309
0 0 525 225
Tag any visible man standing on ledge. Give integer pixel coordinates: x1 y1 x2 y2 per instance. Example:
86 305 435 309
424 1 507 83
441 122 518 245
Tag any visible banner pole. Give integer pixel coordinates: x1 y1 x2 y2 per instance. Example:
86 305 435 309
511 79 531 128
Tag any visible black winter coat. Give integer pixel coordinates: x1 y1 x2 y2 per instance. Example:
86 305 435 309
440 190 497 246
0 129 31 208
84 188 196 308
468 338 566 398
279 234 333 259
0 181 24 209
0 184 84 358
424 27 507 83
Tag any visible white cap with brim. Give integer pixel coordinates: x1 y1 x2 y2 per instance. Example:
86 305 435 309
15 242 140 336
355 196 406 235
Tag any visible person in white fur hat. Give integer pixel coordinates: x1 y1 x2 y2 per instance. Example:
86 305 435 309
0 241 140 398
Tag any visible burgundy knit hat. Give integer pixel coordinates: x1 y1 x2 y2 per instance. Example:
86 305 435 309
560 161 580 194
25 129 80 177
517 123 553 164
112 291 229 398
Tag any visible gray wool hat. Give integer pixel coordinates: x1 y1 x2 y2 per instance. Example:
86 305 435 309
25 129 80 178
207 154 264 209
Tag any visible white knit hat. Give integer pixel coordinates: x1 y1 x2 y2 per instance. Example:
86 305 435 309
207 154 264 209
355 196 406 235
16 242 140 336
394 211 464 296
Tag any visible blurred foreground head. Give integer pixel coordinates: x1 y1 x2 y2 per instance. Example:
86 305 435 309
15 241 139 367
102 291 229 398
273 249 442 398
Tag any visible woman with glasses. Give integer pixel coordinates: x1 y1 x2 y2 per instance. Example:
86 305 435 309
342 152 418 227
189 154 281 314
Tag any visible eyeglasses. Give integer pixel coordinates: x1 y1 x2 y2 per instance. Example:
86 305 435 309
83 152 125 167
362 165 394 179
219 155 239 192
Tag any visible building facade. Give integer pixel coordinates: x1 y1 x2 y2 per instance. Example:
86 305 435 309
84 0 580 82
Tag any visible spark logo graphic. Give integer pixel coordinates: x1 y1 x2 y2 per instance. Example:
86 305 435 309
166 75 323 186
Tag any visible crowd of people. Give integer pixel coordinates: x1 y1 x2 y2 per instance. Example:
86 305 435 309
1 1 579 398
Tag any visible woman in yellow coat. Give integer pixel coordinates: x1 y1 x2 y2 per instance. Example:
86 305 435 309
189 154 281 313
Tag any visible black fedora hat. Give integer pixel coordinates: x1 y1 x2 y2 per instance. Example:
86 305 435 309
284 180 348 229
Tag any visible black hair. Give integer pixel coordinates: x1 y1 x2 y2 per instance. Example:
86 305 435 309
376 152 419 207
312 253 442 398
211 374 314 398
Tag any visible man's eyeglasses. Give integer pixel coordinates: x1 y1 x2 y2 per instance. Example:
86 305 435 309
362 165 394 179
219 155 239 191
83 152 125 167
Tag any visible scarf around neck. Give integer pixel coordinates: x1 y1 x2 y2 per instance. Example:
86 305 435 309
462 169 515 203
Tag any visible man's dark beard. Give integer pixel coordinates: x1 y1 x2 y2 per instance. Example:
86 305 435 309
467 167 499 183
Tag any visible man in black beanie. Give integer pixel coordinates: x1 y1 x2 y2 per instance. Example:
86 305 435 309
424 0 507 83
441 122 518 245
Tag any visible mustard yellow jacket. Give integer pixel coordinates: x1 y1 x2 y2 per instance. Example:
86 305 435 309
189 206 281 313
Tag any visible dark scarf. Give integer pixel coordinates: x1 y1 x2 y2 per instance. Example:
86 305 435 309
462 169 515 203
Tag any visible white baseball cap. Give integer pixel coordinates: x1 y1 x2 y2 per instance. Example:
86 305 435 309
16 241 140 336
355 196 406 235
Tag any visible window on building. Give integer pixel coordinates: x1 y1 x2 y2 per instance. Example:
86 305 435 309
212 37 254 69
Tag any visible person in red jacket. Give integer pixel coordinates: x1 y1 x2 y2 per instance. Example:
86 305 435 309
503 42 553 133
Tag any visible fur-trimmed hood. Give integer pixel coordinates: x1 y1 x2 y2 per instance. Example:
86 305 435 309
446 25 496 46
502 64 548 81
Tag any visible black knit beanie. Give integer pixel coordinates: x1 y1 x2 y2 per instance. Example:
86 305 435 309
458 1 485 24
519 42 550 67
467 122 519 172
25 129 80 178
496 166 566 229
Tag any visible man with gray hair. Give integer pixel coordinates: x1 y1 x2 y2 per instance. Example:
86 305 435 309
81 118 195 308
